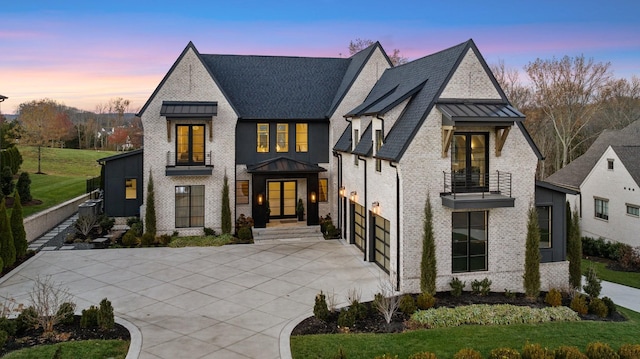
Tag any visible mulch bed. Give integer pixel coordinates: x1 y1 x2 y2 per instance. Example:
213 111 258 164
292 291 626 336
1 315 130 356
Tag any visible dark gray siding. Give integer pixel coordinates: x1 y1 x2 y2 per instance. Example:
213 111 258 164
236 121 329 165
102 151 143 218
535 184 569 263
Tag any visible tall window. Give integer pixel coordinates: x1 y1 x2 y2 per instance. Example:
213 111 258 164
257 123 269 152
236 180 249 204
451 133 488 190
175 185 205 228
125 179 137 200
319 178 328 202
595 198 609 220
296 123 308 152
354 129 359 166
375 129 383 172
537 206 551 248
452 211 487 272
276 123 288 152
176 125 205 165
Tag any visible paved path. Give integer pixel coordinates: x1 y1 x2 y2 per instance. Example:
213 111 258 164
600 279 640 313
0 240 385 359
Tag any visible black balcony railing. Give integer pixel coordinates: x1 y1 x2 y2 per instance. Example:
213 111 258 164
443 170 512 199
166 151 213 167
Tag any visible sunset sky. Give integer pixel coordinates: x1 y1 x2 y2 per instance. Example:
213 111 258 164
1 0 639 114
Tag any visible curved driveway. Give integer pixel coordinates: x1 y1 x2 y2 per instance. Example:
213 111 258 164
0 240 384 359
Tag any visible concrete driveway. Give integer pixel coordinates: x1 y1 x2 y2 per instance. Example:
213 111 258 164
0 239 385 358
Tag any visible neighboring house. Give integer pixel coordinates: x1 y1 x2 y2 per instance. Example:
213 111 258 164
546 121 640 247
98 149 143 218
135 39 571 293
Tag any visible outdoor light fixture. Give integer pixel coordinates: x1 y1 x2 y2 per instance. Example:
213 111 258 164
339 186 346 197
372 201 380 215
257 193 264 206
310 191 317 203
350 191 357 202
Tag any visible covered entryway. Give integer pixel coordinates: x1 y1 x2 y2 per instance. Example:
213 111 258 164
267 180 297 218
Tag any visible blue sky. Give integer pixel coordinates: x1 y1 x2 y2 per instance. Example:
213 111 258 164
1 0 639 113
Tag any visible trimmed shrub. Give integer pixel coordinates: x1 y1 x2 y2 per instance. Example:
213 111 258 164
204 227 216 236
583 265 602 298
121 230 138 247
416 292 436 310
0 166 14 196
221 174 232 234
56 302 76 325
145 170 156 236
588 297 609 318
16 172 32 203
450 277 465 297
337 308 356 328
568 207 582 289
545 288 563 307
601 297 617 316
555 346 587 359
618 344 640 359
420 195 436 295
0 317 16 336
0 198 16 269
158 234 172 246
570 295 588 315
80 305 99 328
489 347 521 359
409 352 439 359
524 206 541 298
98 298 115 330
313 291 329 322
127 217 143 236
98 215 115 234
238 226 252 241
521 343 554 359
350 300 367 320
16 306 37 333
10 191 28 258
585 342 619 359
140 232 155 246
399 294 417 315
453 348 482 359
471 278 492 296
0 330 7 349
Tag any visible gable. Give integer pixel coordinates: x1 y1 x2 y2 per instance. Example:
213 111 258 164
439 48 502 100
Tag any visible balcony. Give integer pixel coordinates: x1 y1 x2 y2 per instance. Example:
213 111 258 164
165 151 213 176
441 170 514 209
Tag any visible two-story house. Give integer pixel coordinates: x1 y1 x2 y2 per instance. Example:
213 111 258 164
135 39 570 293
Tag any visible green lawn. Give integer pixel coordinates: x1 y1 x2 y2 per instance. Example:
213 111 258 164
9 146 117 217
291 308 640 359
2 339 129 359
582 258 640 290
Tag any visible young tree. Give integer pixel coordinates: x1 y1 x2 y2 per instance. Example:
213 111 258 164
11 191 27 258
523 206 541 298
567 207 582 289
108 127 130 151
145 170 156 236
420 195 436 295
17 98 63 173
221 174 231 234
0 198 16 270
348 38 408 66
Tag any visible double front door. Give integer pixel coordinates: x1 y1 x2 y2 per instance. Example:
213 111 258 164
268 181 297 218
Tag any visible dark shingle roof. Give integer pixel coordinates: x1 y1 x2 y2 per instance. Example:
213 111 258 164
612 146 640 186
546 120 640 190
334 123 352 152
353 123 373 156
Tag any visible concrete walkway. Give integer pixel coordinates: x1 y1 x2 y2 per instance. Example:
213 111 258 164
600 279 640 313
0 239 385 359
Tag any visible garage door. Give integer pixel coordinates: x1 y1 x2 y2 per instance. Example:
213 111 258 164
353 202 365 252
374 215 391 272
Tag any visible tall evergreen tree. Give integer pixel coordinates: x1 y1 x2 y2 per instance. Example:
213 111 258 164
420 195 436 295
221 174 231 234
568 206 582 289
523 205 541 298
0 198 16 270
10 191 27 258
144 170 156 236
16 172 32 203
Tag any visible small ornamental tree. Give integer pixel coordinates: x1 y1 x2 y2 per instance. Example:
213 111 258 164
420 194 437 295
0 198 16 269
523 205 541 298
10 191 28 258
568 207 582 289
145 170 156 236
221 174 231 234
16 172 32 203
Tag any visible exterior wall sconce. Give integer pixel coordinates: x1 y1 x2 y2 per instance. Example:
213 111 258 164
310 191 317 203
350 191 357 202
339 186 346 197
372 201 380 215
257 193 264 206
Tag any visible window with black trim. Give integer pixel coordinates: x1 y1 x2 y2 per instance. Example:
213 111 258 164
175 185 205 228
452 211 487 272
537 206 551 248
354 129 359 166
125 179 137 200
276 123 288 152
626 204 639 217
375 129 383 172
319 178 328 202
296 123 308 152
257 123 269 152
607 159 614 170
236 180 249 204
595 198 609 220
176 124 205 165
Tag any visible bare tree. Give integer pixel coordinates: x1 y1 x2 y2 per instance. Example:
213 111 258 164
491 60 533 110
27 275 75 334
348 38 408 66
373 276 399 324
525 55 613 169
600 76 640 129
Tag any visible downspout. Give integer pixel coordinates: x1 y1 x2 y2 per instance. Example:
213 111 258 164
390 161 400 291
358 155 367 261
333 150 343 237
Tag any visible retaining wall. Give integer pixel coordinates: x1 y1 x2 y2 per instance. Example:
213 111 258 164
24 193 91 242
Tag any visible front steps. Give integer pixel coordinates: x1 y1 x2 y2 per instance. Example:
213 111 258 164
252 221 324 242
